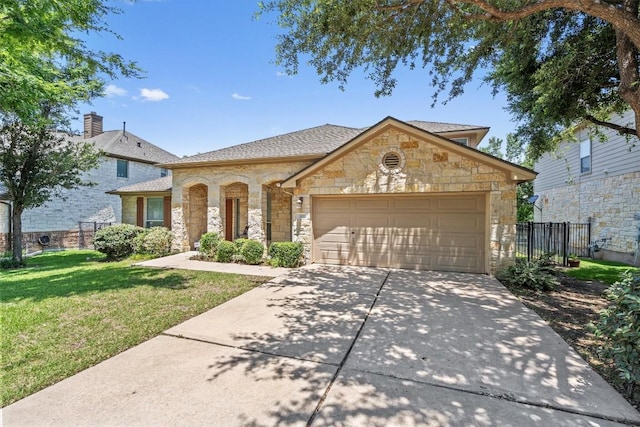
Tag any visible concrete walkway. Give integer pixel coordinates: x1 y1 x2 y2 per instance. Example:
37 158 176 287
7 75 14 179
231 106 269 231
4 265 639 426
133 251 291 277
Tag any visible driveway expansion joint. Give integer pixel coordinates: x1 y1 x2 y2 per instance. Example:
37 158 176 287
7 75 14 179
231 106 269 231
345 367 640 426
160 332 341 367
306 269 392 427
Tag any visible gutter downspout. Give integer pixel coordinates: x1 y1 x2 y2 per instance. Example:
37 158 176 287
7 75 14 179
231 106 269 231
0 200 12 253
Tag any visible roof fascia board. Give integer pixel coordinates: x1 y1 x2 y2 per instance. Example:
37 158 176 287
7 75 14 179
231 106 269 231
160 154 322 169
107 190 172 196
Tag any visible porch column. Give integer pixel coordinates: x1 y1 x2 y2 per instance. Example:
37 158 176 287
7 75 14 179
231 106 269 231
207 184 222 235
171 185 188 252
247 181 265 245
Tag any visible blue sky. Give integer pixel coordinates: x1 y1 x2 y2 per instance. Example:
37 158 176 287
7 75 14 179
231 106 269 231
75 0 516 157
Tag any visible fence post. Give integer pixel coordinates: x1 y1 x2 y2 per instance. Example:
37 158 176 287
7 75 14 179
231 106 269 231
527 221 533 262
562 222 569 266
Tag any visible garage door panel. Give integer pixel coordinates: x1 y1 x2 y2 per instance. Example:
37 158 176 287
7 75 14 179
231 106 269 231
313 195 486 273
436 196 485 211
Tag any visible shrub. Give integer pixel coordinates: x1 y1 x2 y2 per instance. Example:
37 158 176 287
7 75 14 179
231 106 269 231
496 256 558 291
199 232 221 258
216 240 235 263
592 271 640 393
94 224 145 259
1 257 24 269
268 242 304 268
133 227 173 256
240 240 265 265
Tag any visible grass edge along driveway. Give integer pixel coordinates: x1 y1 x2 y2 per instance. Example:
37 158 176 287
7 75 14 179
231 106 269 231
1 250 269 407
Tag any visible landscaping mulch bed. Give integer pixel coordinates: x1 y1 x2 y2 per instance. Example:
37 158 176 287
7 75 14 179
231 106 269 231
503 271 639 410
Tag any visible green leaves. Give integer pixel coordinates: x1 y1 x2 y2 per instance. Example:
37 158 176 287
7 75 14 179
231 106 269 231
259 0 639 158
592 271 640 391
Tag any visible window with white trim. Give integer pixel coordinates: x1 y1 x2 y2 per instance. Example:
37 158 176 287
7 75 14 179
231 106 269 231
580 139 591 173
160 167 168 177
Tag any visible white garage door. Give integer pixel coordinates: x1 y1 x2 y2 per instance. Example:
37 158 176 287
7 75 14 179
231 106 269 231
312 194 486 273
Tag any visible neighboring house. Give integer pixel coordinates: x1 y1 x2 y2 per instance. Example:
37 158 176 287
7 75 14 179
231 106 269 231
534 110 640 266
114 116 536 274
0 112 179 252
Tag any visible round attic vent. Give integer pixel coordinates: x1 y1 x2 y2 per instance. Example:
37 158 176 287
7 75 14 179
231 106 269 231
382 152 401 170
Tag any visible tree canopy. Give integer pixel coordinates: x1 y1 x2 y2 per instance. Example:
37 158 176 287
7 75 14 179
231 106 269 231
259 0 640 158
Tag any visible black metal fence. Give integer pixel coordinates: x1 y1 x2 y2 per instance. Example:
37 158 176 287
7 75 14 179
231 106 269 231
516 222 591 266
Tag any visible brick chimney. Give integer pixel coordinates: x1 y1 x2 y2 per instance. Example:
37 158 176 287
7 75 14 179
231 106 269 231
83 112 103 138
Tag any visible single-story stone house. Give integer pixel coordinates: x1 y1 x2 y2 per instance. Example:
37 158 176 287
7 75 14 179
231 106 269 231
111 117 536 274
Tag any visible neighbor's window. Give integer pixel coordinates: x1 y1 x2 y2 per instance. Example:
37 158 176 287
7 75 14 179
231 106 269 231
160 167 168 177
580 139 591 173
117 159 129 178
452 137 469 146
146 197 164 228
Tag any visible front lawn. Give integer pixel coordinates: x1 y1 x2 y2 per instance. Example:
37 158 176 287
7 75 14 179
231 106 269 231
564 258 638 285
0 250 268 407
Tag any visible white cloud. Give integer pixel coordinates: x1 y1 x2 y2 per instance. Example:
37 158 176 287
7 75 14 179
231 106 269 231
104 84 127 97
139 88 169 102
231 93 251 101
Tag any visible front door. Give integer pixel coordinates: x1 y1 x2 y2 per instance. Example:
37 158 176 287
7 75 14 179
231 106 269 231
225 198 233 241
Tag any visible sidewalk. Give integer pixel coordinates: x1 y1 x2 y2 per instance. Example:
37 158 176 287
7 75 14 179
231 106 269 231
133 251 291 277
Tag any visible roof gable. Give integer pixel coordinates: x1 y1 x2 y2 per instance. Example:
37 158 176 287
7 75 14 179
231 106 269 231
281 117 536 187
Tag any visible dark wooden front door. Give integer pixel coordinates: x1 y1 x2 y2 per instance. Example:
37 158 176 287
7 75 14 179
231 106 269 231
225 199 233 241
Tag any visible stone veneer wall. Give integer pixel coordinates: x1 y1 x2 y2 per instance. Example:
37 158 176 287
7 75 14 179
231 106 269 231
536 171 640 256
295 128 519 274
170 161 311 251
18 157 165 233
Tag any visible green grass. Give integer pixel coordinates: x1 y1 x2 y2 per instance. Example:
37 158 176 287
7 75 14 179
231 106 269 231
0 250 267 407
564 258 639 285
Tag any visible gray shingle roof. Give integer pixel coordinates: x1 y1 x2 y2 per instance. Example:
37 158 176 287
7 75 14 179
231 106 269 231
108 176 172 194
166 119 488 166
169 124 362 165
68 131 179 164
406 120 488 133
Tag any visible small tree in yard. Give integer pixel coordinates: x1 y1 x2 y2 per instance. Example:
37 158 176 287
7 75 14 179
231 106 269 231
0 117 100 263
0 1 140 263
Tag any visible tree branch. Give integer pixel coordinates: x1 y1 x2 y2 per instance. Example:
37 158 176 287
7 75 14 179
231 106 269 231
585 114 638 135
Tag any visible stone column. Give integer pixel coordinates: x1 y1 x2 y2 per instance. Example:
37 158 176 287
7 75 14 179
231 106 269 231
247 182 265 245
171 185 188 251
207 185 222 235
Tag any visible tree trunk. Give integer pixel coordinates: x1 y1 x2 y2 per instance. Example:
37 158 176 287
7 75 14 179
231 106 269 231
11 206 23 263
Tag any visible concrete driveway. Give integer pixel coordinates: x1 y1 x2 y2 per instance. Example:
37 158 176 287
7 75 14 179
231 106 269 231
4 265 639 426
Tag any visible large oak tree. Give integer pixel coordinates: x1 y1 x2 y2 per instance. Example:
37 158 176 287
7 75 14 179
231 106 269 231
0 0 140 262
259 0 640 158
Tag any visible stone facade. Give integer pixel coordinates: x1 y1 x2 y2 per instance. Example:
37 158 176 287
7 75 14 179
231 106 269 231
170 162 310 252
536 171 640 261
168 125 526 275
18 157 166 232
294 128 519 274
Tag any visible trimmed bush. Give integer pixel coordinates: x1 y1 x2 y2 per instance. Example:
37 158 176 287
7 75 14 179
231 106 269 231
133 227 174 256
94 224 145 259
240 240 265 265
496 256 558 291
216 240 235 263
199 232 221 258
268 242 304 268
592 271 640 392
